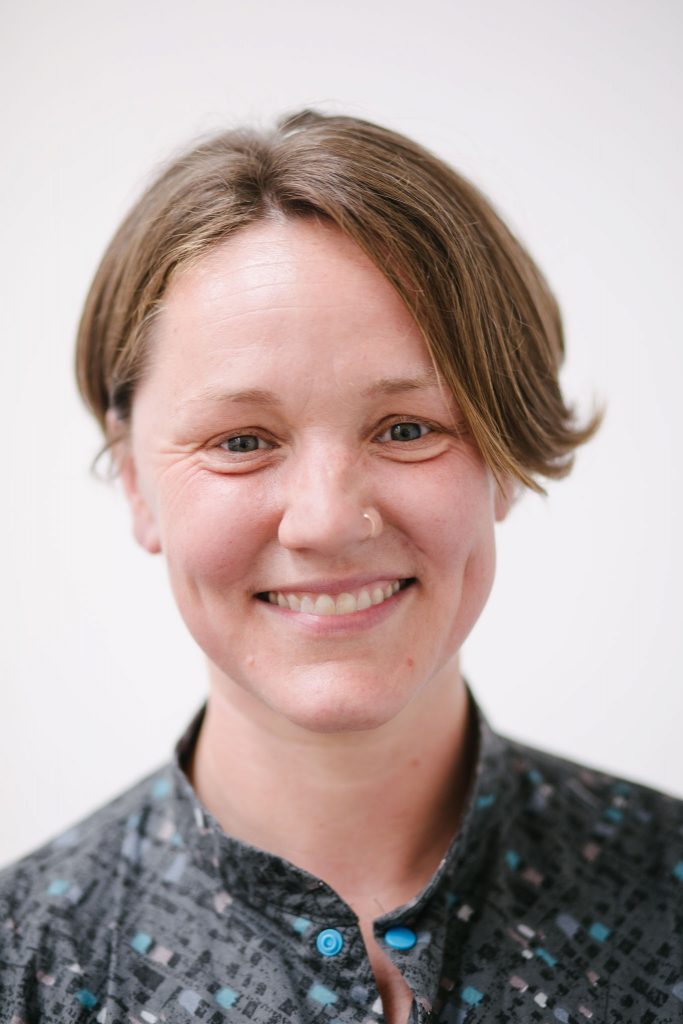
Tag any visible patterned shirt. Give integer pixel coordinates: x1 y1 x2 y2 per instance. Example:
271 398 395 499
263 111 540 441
1 689 682 1024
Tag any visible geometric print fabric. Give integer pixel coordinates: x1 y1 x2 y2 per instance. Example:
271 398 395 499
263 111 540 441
1 686 682 1023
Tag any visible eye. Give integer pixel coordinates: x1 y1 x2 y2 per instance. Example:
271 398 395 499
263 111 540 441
376 421 433 443
218 434 271 454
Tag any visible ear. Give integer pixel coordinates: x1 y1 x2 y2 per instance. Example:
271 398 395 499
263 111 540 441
105 410 162 555
493 474 518 523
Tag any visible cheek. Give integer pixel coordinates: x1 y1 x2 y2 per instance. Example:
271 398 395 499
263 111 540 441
392 456 495 564
157 467 272 587
394 458 498 637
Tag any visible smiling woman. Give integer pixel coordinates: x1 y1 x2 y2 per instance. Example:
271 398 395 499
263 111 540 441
1 110 681 1024
117 219 508 740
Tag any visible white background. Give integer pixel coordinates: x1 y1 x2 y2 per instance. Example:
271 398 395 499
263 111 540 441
1 0 681 868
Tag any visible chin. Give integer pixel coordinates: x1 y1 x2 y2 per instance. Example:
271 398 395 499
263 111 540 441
274 701 405 735
258 666 417 735
281 702 398 735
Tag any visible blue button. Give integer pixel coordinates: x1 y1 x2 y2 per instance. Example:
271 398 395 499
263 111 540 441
384 926 417 950
316 928 344 957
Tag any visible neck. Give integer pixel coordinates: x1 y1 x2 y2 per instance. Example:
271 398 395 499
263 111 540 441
187 661 476 918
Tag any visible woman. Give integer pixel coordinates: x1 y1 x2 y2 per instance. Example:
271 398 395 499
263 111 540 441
1 110 681 1024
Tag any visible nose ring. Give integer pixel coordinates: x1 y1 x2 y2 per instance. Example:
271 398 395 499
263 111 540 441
362 508 382 539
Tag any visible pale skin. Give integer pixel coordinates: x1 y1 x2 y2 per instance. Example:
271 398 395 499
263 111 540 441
111 217 511 1023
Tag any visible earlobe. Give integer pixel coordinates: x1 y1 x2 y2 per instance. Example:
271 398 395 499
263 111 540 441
105 411 162 556
122 463 162 555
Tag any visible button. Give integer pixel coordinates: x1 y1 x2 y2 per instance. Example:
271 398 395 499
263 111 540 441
384 926 417 950
316 928 344 957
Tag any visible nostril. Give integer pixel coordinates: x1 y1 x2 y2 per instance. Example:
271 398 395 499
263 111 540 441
277 499 380 553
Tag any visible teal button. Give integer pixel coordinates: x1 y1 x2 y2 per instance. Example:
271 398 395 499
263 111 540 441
384 926 417 950
316 928 344 957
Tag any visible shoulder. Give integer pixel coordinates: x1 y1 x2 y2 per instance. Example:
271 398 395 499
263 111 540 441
0 762 171 901
498 733 683 883
503 732 682 838
492 736 682 992
458 728 683 1016
0 763 172 1020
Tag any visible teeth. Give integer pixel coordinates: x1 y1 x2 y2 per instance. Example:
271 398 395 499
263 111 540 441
314 594 336 616
264 579 409 616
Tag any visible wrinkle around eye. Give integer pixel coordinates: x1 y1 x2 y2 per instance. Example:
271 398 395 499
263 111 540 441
370 434 458 464
199 444 284 474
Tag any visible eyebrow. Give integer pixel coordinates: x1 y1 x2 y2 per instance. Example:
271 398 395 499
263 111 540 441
362 370 441 398
180 371 442 410
179 386 283 410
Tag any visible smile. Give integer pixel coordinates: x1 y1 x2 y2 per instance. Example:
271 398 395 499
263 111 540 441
256 579 415 616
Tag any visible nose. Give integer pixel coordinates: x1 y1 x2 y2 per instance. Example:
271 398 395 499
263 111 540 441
277 444 377 554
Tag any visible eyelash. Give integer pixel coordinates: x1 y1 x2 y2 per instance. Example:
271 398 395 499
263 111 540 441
375 420 434 443
217 434 272 455
215 419 437 456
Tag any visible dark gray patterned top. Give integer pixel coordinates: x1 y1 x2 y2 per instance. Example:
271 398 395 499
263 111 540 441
1 689 682 1024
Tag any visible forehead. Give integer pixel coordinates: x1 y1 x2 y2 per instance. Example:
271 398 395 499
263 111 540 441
160 218 417 333
145 218 442 406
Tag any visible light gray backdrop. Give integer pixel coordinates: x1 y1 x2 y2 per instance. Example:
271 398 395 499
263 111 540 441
2 0 681 867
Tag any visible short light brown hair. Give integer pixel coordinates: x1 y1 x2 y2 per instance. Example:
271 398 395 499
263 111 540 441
76 108 601 493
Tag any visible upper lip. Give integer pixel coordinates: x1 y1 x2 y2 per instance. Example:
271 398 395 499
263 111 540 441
256 574 414 597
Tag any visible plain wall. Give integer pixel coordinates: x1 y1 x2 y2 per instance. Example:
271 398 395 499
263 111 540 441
1 0 681 867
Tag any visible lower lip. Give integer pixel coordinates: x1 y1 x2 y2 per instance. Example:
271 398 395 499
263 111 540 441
253 582 415 636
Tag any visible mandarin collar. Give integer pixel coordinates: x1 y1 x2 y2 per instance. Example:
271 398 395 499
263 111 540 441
168 684 509 928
